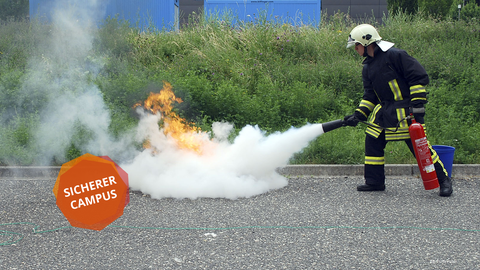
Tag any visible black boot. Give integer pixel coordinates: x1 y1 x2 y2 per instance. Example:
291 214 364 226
438 176 453 197
357 184 385 191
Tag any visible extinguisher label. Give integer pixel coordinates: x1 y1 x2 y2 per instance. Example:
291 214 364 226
414 137 434 169
415 137 428 151
415 138 429 156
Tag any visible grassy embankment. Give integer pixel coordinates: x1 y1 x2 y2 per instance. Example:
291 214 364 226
1 11 479 165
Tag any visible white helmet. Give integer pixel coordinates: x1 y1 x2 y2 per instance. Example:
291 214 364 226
346 24 382 48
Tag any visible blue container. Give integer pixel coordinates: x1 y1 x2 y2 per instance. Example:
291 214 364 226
432 145 455 177
29 0 108 23
30 0 179 31
111 0 179 31
204 0 321 26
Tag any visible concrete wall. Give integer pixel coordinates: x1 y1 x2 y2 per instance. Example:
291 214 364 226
322 0 388 22
180 0 204 26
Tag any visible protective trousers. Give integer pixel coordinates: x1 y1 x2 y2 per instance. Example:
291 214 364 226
364 131 449 186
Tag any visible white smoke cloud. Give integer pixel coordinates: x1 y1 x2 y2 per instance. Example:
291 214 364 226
25 0 138 164
122 111 324 200
24 0 327 199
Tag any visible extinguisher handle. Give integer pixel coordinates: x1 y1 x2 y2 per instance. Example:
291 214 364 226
410 107 425 124
411 107 425 114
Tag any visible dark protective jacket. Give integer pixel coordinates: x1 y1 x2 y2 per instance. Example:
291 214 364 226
356 46 429 141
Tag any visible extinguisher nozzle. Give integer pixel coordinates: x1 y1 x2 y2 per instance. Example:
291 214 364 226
321 119 345 133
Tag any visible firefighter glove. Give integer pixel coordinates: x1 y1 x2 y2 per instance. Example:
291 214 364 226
344 114 359 127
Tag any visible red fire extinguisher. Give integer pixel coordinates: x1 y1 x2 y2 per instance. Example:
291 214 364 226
409 115 439 190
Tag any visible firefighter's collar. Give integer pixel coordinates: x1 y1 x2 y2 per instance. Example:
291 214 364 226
376 40 395 52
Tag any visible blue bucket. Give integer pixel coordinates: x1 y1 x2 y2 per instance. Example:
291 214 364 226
432 145 455 177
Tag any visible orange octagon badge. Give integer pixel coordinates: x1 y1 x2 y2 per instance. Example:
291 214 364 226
53 153 129 231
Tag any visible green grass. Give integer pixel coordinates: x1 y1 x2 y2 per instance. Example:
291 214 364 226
1 11 480 165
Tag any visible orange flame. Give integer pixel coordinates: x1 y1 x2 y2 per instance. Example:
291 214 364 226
134 82 203 154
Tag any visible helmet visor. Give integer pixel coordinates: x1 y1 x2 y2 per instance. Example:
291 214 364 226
346 36 357 48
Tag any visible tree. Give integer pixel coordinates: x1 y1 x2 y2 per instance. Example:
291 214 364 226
449 0 480 20
0 0 29 21
418 0 454 17
387 0 419 15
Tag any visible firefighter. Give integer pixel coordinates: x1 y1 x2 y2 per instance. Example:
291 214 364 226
344 24 453 197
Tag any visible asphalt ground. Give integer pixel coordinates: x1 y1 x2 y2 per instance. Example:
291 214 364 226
1 166 480 269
